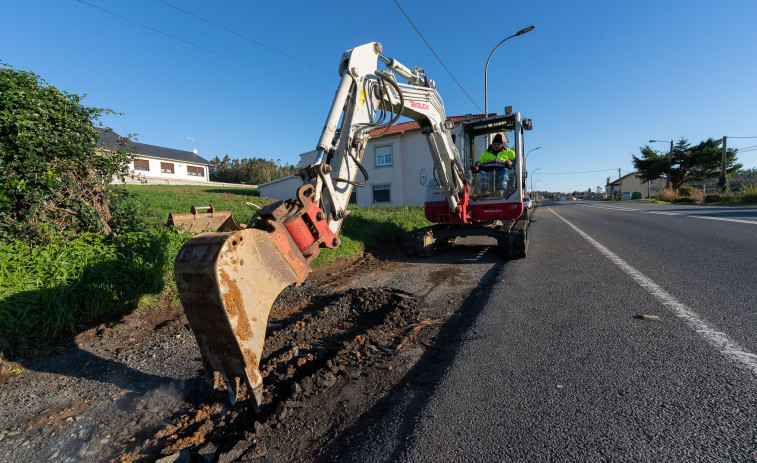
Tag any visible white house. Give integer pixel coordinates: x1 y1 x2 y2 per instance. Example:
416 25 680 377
98 129 212 183
259 114 489 205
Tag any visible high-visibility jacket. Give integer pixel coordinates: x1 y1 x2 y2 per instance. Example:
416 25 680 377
478 146 515 163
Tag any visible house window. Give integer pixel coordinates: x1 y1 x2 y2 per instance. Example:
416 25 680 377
375 145 393 167
160 162 175 174
349 190 357 204
372 184 391 203
133 159 149 171
188 166 205 176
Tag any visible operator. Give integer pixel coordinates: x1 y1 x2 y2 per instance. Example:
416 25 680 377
473 133 515 190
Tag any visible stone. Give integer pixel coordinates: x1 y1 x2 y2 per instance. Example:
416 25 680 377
198 443 217 462
217 440 252 463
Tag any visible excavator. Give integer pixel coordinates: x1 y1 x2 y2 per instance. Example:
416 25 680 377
173 42 532 408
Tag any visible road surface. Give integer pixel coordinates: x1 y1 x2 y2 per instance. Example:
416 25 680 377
328 201 757 462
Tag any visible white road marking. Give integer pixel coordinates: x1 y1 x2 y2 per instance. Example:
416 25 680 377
578 203 757 225
549 207 757 377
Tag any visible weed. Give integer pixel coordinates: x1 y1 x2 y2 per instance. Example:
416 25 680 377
737 181 757 203
0 228 189 357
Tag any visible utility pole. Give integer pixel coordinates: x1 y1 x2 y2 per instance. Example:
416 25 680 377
718 136 729 192
668 140 673 188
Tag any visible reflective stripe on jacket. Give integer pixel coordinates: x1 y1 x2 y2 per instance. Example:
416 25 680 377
478 147 515 163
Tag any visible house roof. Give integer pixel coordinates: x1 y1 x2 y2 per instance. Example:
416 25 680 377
368 113 491 138
97 129 211 165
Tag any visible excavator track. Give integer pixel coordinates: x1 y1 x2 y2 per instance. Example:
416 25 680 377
404 210 529 260
497 209 529 260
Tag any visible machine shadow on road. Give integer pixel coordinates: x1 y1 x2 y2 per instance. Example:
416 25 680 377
19 346 195 397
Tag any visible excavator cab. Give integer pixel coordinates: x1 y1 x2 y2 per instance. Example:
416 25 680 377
467 129 517 201
457 113 531 221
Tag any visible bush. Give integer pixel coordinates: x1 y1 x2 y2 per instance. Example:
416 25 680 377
0 64 131 244
656 188 677 202
673 186 704 203
737 181 757 204
677 186 696 198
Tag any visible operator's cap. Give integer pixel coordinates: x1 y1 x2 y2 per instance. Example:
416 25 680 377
493 133 504 144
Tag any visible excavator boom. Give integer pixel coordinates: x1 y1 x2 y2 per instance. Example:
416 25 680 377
175 43 467 408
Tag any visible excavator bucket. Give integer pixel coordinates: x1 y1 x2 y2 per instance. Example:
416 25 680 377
167 205 242 233
174 221 311 407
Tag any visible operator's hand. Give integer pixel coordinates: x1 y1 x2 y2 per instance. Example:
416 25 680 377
505 160 513 168
473 161 481 172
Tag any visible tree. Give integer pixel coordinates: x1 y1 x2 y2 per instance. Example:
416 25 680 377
632 138 741 191
209 155 299 185
0 64 131 243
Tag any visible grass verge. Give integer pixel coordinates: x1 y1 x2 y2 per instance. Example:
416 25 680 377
1 184 431 358
0 228 186 358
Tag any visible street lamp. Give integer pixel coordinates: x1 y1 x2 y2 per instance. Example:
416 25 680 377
649 139 673 188
526 146 542 162
530 168 541 196
485 25 535 117
532 179 541 199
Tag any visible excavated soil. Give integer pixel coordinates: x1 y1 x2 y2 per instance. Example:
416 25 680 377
0 243 501 462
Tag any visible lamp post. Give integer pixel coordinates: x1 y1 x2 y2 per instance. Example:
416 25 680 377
530 168 541 196
485 25 535 117
532 179 541 200
526 146 541 162
649 139 673 188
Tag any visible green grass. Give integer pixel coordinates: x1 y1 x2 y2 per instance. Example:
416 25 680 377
123 184 268 226
1 185 430 357
0 228 186 357
313 205 432 265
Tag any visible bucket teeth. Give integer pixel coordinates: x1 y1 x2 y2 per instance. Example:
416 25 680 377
175 226 310 409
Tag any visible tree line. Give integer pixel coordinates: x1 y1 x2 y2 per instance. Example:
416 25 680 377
633 138 742 191
208 155 299 186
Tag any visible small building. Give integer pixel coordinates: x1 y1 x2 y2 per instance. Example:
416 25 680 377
605 172 662 200
98 129 212 184
260 114 490 205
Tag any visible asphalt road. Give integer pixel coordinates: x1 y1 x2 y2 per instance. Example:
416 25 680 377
331 201 757 462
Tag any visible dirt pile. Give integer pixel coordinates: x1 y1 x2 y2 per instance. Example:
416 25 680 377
114 286 428 462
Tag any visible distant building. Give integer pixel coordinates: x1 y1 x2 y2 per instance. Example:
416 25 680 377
259 114 490 205
605 171 662 200
98 129 211 184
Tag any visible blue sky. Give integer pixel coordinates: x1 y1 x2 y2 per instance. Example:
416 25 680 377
3 0 756 193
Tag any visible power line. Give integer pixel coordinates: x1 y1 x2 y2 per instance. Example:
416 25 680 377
537 168 622 175
392 0 482 112
76 0 331 94
156 0 334 76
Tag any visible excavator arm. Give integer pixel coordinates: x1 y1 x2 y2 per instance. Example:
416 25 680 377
174 42 466 408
